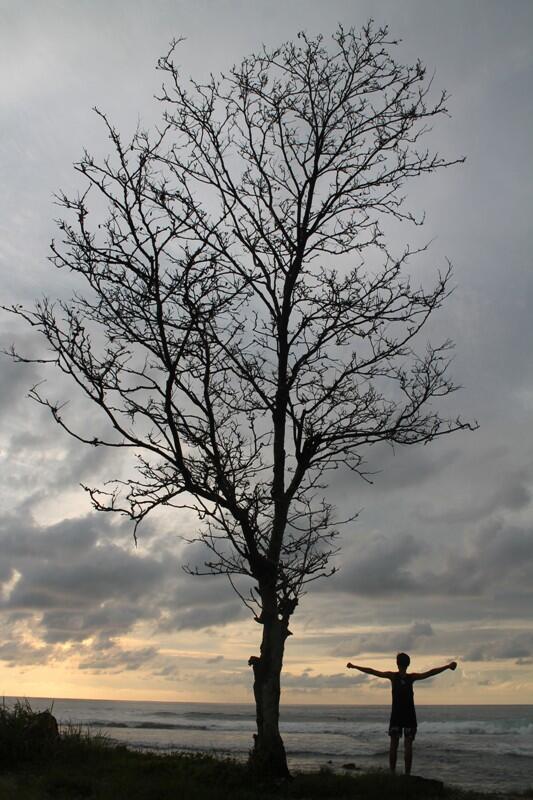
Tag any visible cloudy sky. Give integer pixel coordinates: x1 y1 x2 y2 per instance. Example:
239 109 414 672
1 0 532 705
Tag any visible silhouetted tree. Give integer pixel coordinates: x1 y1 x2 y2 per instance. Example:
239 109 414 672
5 23 473 778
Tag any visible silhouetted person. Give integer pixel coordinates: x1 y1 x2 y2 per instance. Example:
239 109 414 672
347 653 457 775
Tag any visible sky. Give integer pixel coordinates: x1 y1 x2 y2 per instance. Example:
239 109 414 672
0 0 532 705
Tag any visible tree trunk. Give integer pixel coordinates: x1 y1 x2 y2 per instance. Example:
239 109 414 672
248 616 291 780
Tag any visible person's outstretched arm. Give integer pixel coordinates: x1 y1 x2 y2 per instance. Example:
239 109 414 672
411 661 457 681
346 663 394 679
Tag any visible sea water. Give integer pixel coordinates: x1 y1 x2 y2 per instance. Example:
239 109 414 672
7 698 533 794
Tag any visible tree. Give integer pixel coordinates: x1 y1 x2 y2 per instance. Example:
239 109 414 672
5 23 473 779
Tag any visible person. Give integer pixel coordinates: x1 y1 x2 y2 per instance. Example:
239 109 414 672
347 653 457 775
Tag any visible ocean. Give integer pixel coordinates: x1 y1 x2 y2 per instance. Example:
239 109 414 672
7 698 533 794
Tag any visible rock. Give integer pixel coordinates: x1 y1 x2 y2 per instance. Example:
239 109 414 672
342 762 359 770
27 710 59 751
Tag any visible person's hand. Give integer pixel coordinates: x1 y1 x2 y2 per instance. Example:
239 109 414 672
346 662 354 669
449 661 457 671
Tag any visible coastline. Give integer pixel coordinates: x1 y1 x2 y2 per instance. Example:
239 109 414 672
1 741 531 800
2 698 532 796
1 702 531 799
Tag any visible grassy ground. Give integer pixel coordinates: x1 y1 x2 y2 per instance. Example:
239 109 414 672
1 702 531 800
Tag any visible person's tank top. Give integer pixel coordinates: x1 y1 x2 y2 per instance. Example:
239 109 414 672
390 673 416 724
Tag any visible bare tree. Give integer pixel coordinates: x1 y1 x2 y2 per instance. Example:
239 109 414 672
5 23 474 778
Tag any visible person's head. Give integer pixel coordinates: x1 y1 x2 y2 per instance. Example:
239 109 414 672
396 652 410 671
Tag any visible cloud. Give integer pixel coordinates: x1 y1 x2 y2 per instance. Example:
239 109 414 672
336 442 461 495
159 574 249 632
326 521 533 604
39 603 146 645
0 502 253 671
0 509 175 660
0 514 99 561
0 355 40 422
327 533 426 596
281 670 368 692
418 468 532 525
332 622 434 657
415 521 533 597
166 601 248 632
463 632 533 663
5 537 168 615
78 642 159 673
0 636 54 668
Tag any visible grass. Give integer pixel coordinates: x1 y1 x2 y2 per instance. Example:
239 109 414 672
0 701 528 800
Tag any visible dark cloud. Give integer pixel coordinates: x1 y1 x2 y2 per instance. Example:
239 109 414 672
418 469 532 525
0 514 99 560
160 574 249 632
5 539 168 612
329 442 462 499
0 356 40 422
78 643 159 673
0 636 53 668
415 522 533 597
167 601 248 632
332 622 434 657
0 563 14 584
151 663 182 680
39 603 144 644
0 504 250 670
328 534 426 596
281 670 367 692
327 521 533 604
0 359 128 515
463 632 533 663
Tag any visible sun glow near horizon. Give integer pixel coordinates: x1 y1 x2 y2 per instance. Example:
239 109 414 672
3 618 533 705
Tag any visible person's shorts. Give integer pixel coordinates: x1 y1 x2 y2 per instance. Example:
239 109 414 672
388 725 417 740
